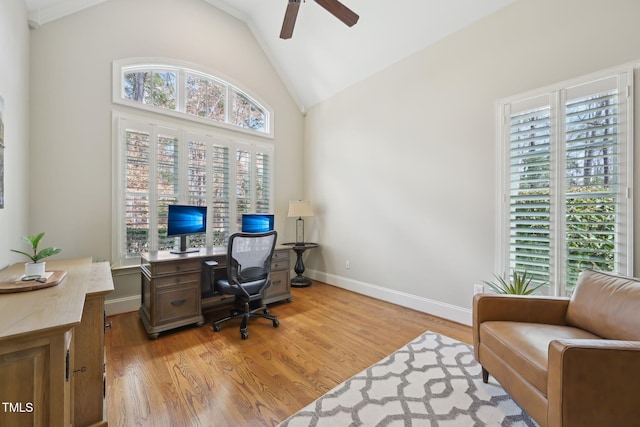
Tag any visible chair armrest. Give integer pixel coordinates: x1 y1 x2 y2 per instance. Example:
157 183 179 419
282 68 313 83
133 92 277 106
547 339 640 427
472 294 570 359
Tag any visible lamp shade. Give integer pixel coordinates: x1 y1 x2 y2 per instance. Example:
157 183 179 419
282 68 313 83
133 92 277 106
288 200 313 218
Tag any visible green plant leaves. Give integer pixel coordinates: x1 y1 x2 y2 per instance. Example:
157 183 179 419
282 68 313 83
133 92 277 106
482 270 545 295
22 232 45 250
10 232 61 263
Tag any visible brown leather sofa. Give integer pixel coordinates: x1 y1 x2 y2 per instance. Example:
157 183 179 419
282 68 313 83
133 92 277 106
473 269 640 427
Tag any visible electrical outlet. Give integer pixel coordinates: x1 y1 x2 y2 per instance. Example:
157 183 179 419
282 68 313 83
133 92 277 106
473 284 484 295
345 260 351 270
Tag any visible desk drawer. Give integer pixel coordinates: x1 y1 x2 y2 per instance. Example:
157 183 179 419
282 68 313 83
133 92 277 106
271 259 290 272
270 270 288 292
201 293 236 310
157 284 199 324
272 249 290 262
153 259 201 276
154 272 200 288
265 270 290 301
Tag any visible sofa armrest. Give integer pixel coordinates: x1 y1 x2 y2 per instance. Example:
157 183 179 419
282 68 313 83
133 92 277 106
473 294 570 324
473 294 570 359
547 339 640 427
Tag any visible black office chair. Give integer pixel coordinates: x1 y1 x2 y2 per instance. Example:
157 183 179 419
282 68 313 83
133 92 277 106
211 231 279 339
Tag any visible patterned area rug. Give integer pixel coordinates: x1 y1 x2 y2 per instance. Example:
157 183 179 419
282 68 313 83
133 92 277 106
279 331 539 426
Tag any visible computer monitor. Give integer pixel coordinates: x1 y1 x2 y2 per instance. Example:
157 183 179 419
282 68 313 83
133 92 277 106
241 213 274 233
167 204 207 253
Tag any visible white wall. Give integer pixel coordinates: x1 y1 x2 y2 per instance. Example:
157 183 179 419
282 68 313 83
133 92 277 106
304 0 640 324
27 0 304 309
28 0 305 263
0 0 30 269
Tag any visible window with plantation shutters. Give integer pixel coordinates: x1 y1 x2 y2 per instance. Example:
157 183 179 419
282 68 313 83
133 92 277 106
115 116 273 266
498 67 633 295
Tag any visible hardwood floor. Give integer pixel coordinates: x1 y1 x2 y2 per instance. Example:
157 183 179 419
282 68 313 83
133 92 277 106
106 281 472 426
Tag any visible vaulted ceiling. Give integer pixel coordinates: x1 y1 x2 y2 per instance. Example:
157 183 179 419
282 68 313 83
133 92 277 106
25 0 519 110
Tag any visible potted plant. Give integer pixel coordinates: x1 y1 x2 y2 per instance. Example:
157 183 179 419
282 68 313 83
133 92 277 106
11 232 62 277
482 270 545 295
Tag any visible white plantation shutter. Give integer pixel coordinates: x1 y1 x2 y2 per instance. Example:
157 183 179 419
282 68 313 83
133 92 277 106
186 136 208 249
236 148 252 228
500 68 632 294
507 100 552 286
210 143 230 246
232 145 274 231
256 150 271 213
564 81 622 287
123 123 152 257
116 116 273 265
157 129 180 251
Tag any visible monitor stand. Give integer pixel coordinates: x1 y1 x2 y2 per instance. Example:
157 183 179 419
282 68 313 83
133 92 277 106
170 236 200 254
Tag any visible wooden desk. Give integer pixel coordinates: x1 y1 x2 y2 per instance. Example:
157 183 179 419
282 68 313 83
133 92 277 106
139 246 291 339
0 258 113 427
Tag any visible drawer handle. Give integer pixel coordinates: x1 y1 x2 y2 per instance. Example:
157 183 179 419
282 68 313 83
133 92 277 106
273 280 281 286
171 299 186 306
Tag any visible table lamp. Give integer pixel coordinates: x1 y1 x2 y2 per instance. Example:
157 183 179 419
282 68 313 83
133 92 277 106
288 200 313 245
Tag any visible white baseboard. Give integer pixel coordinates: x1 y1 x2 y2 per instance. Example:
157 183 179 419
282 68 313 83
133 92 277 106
103 271 473 326
105 295 141 316
305 269 472 326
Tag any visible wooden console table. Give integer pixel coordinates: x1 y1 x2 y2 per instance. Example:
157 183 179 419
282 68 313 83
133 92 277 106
0 258 113 427
139 246 291 339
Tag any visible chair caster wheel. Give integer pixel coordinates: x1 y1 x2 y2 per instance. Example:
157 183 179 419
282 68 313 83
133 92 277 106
273 319 280 328
213 324 221 332
241 330 249 340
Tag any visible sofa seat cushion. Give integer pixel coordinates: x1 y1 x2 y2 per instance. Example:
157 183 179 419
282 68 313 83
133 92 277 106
480 321 601 394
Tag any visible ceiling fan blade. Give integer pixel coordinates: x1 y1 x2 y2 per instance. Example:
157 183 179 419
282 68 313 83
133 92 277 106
280 1 301 39
314 0 359 27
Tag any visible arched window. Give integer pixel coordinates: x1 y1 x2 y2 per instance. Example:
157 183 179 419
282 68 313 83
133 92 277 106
112 59 274 266
113 59 272 136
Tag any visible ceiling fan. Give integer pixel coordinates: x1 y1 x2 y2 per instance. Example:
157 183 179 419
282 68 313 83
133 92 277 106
280 0 360 39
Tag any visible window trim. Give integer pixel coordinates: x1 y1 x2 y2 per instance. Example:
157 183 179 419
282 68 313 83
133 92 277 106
112 58 274 139
495 63 634 295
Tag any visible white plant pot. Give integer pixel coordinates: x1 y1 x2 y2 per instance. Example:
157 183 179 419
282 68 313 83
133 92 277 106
25 262 46 277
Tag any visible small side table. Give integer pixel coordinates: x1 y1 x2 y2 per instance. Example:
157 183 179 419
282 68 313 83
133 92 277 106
282 242 319 287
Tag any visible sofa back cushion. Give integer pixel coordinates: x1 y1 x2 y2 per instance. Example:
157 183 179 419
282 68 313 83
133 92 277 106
566 270 640 340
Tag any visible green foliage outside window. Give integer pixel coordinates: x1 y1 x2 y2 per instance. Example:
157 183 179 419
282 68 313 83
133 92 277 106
512 186 616 293
124 71 176 109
